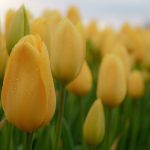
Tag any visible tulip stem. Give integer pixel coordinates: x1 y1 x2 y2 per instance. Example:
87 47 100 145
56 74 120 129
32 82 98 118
25 132 33 150
55 84 66 150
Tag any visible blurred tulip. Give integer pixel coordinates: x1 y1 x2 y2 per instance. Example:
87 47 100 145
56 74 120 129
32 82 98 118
111 42 131 79
97 54 127 107
0 38 9 80
120 23 145 63
6 6 30 54
67 6 81 24
83 99 105 146
86 20 98 39
101 28 117 56
67 61 92 96
50 18 85 84
5 9 15 37
128 70 145 99
1 35 56 132
141 70 150 82
42 9 62 26
31 18 52 55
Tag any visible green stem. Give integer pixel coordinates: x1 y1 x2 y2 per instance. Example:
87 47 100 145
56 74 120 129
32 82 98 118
88 145 94 150
107 108 112 150
55 84 66 150
79 98 84 147
25 132 33 150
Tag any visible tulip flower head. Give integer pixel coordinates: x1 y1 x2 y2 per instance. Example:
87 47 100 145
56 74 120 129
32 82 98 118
67 61 92 96
6 6 30 54
31 18 52 55
97 54 127 107
128 70 145 99
1 35 56 132
0 38 9 80
67 6 81 24
111 42 131 79
83 99 105 146
5 9 15 37
50 18 85 84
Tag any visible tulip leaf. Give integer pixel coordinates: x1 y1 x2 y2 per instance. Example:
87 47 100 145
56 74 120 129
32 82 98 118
62 118 74 150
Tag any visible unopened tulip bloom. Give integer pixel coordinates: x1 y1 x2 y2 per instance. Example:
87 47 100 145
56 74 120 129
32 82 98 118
6 6 30 54
83 99 105 146
128 70 145 99
5 9 15 37
67 61 92 96
42 10 62 25
50 18 85 84
1 35 56 132
97 54 127 107
0 38 9 80
31 18 52 55
67 6 81 25
111 42 131 79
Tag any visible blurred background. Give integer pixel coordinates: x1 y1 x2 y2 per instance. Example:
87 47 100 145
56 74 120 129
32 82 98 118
0 0 150 30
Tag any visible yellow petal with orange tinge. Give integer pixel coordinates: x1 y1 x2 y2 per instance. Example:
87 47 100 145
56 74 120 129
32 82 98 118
1 35 56 132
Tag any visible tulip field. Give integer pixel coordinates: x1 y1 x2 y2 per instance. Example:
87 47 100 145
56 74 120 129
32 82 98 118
0 5 150 150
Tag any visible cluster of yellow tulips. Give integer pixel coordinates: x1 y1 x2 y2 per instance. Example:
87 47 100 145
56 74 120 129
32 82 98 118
0 5 149 150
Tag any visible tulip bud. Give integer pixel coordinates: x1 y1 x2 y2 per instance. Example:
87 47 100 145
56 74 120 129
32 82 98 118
67 61 92 96
50 18 85 84
0 38 9 80
31 18 51 55
111 42 131 79
5 9 15 37
1 35 56 132
97 54 127 107
101 29 117 56
83 99 105 146
6 6 30 54
42 9 62 25
67 6 81 25
86 20 98 39
128 70 145 99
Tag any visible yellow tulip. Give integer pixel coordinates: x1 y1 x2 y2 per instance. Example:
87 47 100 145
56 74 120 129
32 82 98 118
1 35 56 132
67 6 81 25
0 38 9 80
97 54 127 107
5 9 15 37
42 9 62 25
31 18 51 55
111 42 131 79
67 61 92 96
128 70 145 99
50 18 85 84
101 28 117 56
83 99 105 146
6 6 30 54
86 20 98 39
